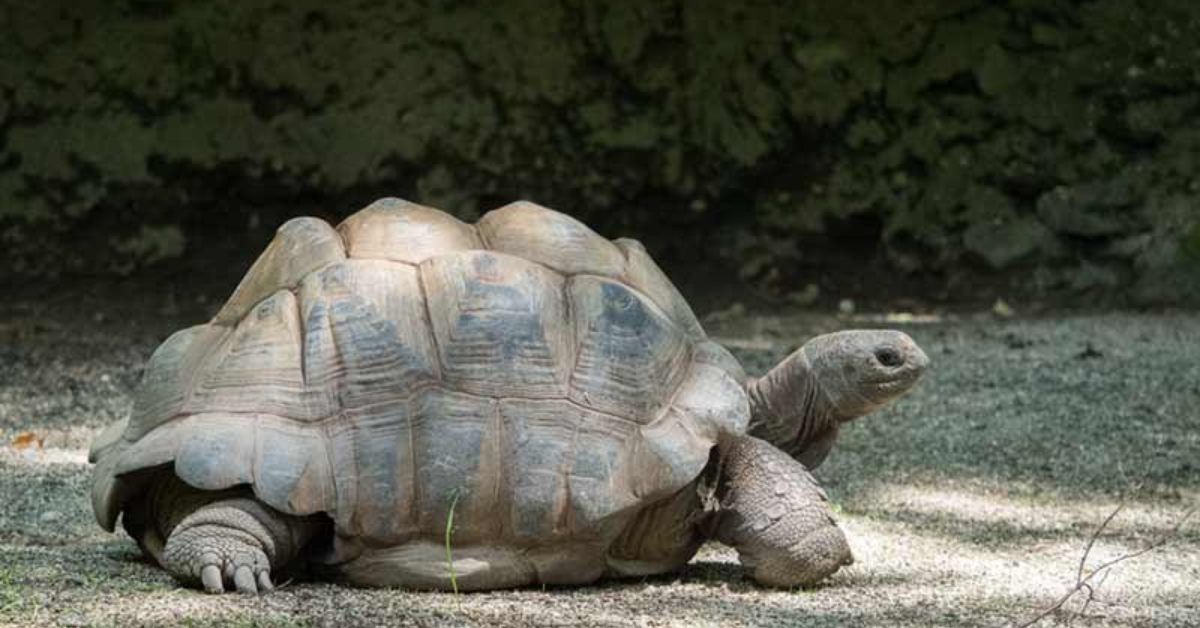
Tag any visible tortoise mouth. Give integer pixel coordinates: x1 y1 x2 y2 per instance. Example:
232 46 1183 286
872 374 919 395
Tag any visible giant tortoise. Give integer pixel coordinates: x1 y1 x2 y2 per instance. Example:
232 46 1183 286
89 198 928 593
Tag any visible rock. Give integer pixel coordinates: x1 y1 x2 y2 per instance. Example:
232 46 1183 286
962 217 1060 270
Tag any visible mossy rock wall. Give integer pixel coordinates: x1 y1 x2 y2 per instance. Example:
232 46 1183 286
2 0 1198 304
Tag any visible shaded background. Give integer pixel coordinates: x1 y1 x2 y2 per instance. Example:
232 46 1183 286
2 0 1199 310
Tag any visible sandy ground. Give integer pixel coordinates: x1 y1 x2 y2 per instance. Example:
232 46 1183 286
1 292 1197 627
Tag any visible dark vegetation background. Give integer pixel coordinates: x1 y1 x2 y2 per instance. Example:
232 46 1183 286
2 0 1199 310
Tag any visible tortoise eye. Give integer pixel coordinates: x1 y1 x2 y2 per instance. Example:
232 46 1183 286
875 348 904 367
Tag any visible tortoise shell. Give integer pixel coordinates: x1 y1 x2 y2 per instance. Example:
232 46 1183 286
90 199 748 553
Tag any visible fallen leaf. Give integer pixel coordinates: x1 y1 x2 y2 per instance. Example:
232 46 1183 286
9 431 44 450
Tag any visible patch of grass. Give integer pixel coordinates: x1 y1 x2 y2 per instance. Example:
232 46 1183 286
0 564 25 615
79 566 174 596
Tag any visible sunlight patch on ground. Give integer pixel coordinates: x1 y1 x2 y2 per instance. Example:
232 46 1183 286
830 484 1200 624
859 483 1198 535
0 445 89 466
842 515 1198 599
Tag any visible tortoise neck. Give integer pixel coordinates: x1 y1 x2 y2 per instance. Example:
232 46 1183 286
746 349 836 455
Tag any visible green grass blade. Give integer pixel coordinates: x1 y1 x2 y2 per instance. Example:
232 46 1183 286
445 489 460 595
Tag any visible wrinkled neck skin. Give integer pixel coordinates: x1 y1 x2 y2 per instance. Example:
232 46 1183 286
745 348 838 459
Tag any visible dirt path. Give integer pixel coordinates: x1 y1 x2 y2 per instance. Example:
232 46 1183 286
1 295 1197 627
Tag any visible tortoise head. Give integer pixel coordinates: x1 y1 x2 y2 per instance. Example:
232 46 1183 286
748 330 928 459
795 330 928 421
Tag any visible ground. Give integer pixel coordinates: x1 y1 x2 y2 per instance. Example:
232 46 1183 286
0 283 1197 627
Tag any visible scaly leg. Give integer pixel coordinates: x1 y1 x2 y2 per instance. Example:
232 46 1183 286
162 496 323 593
136 476 324 594
714 435 852 588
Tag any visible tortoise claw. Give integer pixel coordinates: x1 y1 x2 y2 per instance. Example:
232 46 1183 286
201 564 224 594
233 565 258 594
163 518 275 594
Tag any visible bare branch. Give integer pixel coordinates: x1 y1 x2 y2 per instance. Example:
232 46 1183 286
1014 502 1195 628
1073 570 1110 623
1075 501 1122 584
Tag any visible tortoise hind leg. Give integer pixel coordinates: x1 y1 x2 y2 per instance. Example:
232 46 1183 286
138 475 325 594
162 497 323 593
714 435 852 588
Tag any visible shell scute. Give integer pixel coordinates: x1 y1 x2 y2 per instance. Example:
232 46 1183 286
214 217 346 325
568 276 691 421
478 201 625 276
338 197 481 264
422 251 571 399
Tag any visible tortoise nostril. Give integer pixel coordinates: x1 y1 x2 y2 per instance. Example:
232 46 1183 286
875 347 904 367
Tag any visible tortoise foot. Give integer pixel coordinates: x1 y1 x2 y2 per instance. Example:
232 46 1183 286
161 498 292 594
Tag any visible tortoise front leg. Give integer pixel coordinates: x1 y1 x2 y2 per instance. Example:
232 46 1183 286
715 435 852 588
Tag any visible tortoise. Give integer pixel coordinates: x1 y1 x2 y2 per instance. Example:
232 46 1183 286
89 198 928 593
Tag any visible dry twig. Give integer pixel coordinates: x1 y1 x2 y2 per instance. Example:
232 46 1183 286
1015 499 1195 627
